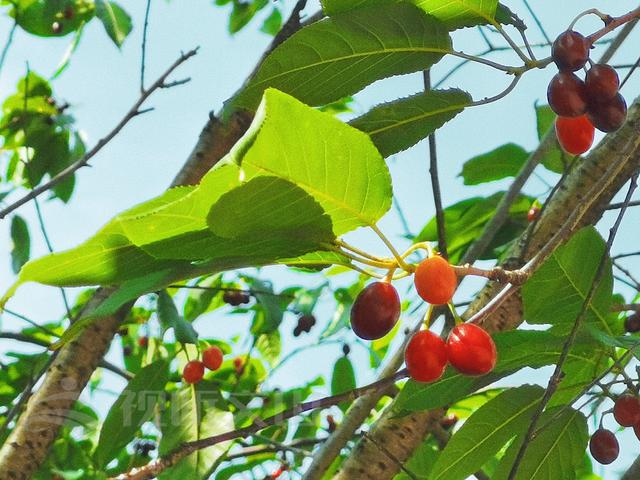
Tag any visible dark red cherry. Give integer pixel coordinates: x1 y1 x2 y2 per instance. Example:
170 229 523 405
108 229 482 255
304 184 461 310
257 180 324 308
552 30 591 71
447 323 497 376
613 394 640 427
182 360 205 384
350 282 400 340
589 429 619 465
547 72 587 117
625 312 640 333
585 64 620 102
555 115 595 155
527 205 540 222
588 93 627 132
405 330 448 383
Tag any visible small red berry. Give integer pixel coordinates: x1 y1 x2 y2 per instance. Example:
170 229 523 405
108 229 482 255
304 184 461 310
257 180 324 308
589 429 619 465
613 394 640 427
447 324 497 376
405 330 448 383
555 115 595 155
625 312 640 333
585 64 620 102
202 346 224 371
137 336 148 348
233 357 245 375
414 256 457 305
527 205 540 222
350 282 401 340
182 360 205 384
440 414 459 429
547 72 587 117
588 93 627 133
552 30 591 72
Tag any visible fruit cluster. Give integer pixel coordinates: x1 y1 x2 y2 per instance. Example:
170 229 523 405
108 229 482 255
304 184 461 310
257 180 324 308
548 31 627 155
350 256 497 383
589 393 640 464
182 345 224 384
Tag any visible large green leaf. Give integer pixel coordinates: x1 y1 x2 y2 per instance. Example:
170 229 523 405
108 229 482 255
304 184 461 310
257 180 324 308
429 385 544 480
323 0 499 30
157 290 198 345
231 88 392 235
535 103 569 173
159 388 233 479
522 227 616 336
395 330 603 412
230 4 451 112
350 89 471 157
493 407 588 480
94 361 168 468
459 143 529 185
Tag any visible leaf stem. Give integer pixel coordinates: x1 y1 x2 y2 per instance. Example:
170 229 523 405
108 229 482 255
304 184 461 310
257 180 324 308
369 224 414 272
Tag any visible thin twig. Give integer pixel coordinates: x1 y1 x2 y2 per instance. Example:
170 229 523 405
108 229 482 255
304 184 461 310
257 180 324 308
613 250 640 260
0 332 133 380
225 437 326 460
113 370 408 479
140 0 152 93
0 21 17 80
588 7 640 44
166 284 294 299
0 48 199 220
423 71 447 259
613 260 640 290
620 52 640 89
506 174 638 480
607 199 640 210
522 0 551 44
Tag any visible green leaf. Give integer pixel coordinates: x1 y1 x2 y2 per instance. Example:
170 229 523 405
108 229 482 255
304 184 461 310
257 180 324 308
7 0 95 37
183 275 224 322
493 407 588 480
256 330 281 367
429 385 544 480
398 438 440 479
95 1 132 47
350 89 471 157
395 330 600 412
207 176 334 241
248 278 283 335
535 103 568 173
157 290 198 345
231 88 392 235
331 355 356 411
159 388 234 479
10 215 30 274
94 361 168 468
322 0 499 30
523 227 616 336
229 4 451 112
415 192 531 263
459 143 528 185
260 8 282 36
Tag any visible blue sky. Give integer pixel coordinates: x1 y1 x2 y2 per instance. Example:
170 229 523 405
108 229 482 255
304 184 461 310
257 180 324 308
0 0 639 477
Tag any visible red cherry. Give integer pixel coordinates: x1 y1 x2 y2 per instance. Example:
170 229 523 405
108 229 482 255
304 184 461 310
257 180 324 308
447 324 497 376
588 93 627 133
350 282 400 340
552 30 591 71
589 429 619 465
625 312 640 333
547 72 587 117
405 330 448 383
233 357 245 374
202 346 224 371
440 414 459 429
585 64 620 102
414 256 457 305
182 360 205 384
555 115 595 155
137 336 149 348
527 205 540 222
613 394 640 427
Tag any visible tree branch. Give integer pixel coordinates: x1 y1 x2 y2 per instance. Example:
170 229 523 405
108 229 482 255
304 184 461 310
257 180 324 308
0 48 199 220
113 371 407 480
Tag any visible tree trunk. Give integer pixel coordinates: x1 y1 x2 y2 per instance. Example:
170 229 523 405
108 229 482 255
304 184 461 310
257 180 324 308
328 98 640 480
0 112 251 479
